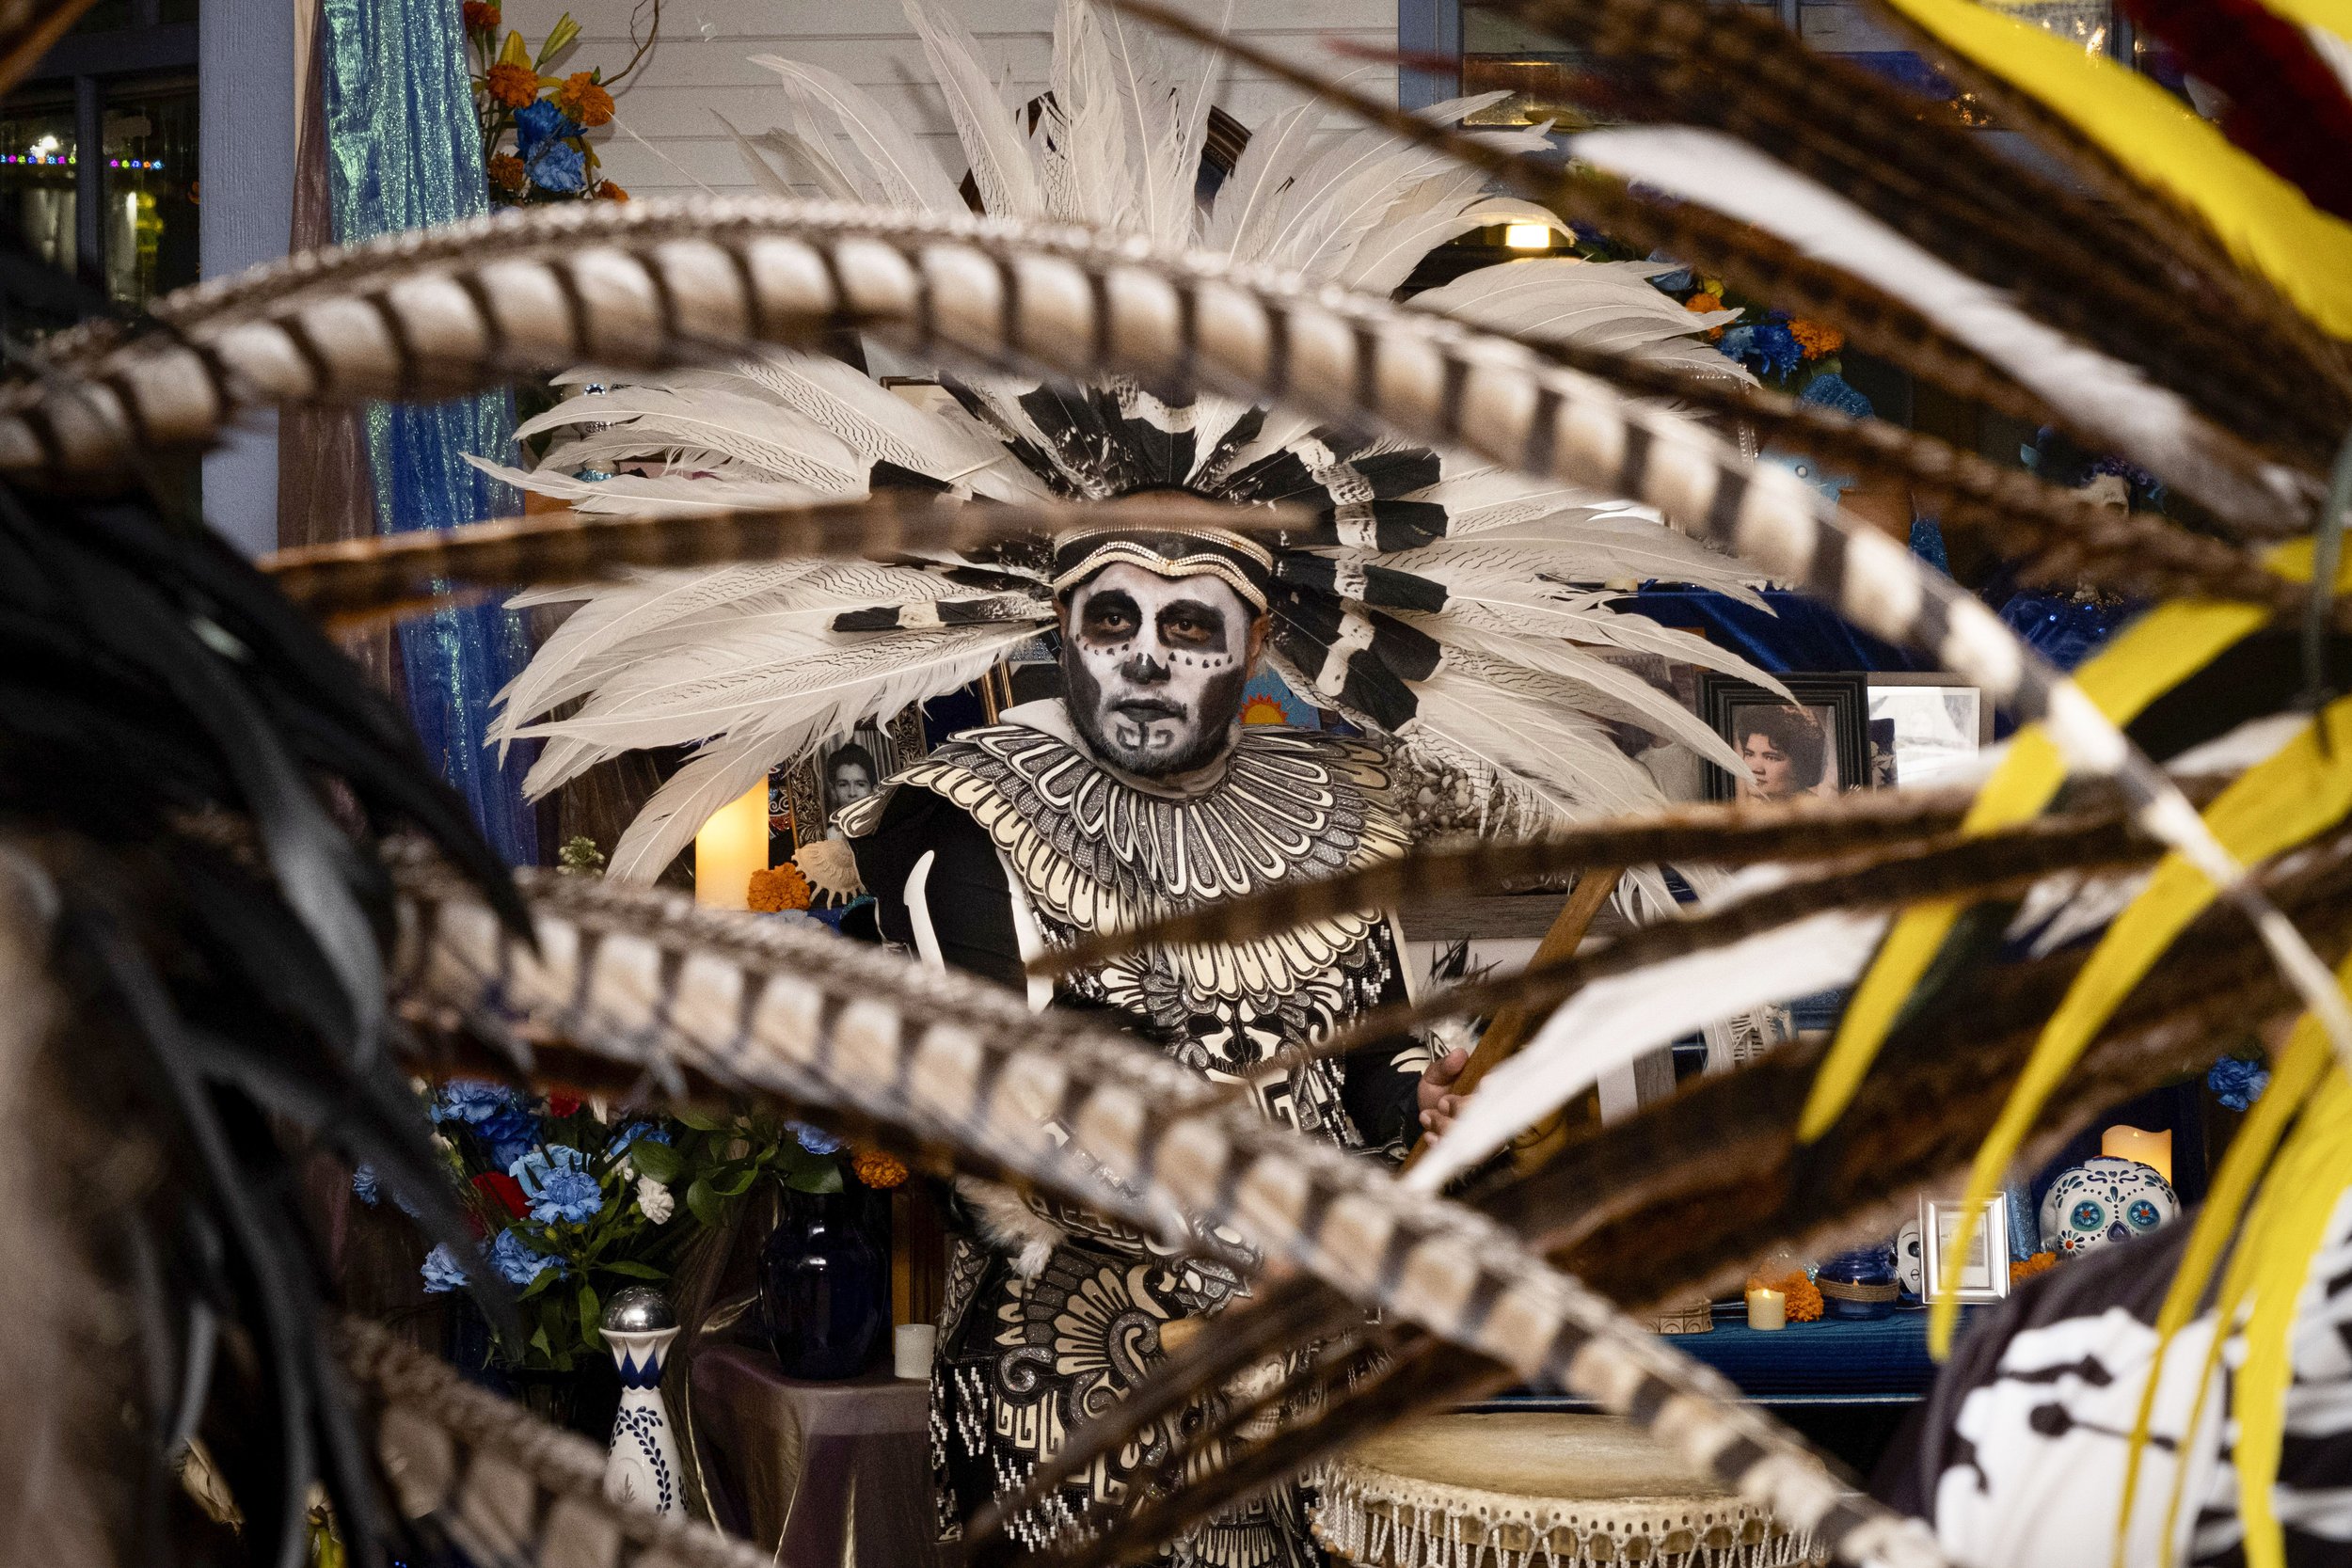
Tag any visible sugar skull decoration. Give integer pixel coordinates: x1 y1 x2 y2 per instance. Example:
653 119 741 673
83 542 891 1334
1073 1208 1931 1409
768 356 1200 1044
1896 1219 1926 1298
2039 1156 2180 1257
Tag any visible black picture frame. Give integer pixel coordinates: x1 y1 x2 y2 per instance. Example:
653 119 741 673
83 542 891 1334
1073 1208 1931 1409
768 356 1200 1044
1696 672 1870 803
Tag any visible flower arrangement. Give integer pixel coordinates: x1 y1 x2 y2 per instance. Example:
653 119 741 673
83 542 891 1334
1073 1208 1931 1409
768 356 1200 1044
1583 236 1848 395
2209 1053 2271 1112
368 1082 838 1370
464 1 655 207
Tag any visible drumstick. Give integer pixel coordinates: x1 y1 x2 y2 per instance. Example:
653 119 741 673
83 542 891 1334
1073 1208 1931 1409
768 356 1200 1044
1401 866 1623 1175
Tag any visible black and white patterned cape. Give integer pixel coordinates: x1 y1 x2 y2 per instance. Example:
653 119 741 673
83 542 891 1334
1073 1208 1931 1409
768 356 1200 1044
841 706 1425 1566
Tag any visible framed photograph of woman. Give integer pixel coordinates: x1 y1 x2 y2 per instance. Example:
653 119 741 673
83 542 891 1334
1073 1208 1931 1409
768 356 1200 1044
1695 673 1870 803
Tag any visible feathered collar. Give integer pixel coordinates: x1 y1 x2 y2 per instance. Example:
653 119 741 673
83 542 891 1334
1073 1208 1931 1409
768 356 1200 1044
843 700 1406 930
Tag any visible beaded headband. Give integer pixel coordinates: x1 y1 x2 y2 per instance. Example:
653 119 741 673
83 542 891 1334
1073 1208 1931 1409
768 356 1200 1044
1048 525 1275 613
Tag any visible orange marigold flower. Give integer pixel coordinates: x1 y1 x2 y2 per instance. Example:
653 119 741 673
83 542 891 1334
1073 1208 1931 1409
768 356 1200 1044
486 153 527 194
851 1148 910 1189
2010 1250 2059 1285
747 863 812 913
595 181 628 201
1683 291 1725 315
461 0 501 31
554 71 615 128
1789 318 1846 358
1748 1270 1822 1323
485 61 539 109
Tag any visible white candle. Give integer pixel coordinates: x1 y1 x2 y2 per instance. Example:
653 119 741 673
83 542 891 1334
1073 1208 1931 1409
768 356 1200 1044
692 784 770 910
1745 1285 1787 1331
894 1323 937 1380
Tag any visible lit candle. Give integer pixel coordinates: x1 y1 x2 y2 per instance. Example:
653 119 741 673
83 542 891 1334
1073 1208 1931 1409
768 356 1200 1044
1745 1284 1787 1331
692 784 770 911
2102 1125 2173 1186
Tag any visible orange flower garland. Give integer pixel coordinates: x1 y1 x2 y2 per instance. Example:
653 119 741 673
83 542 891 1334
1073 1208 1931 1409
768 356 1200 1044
2010 1250 2059 1285
851 1149 909 1189
596 182 628 201
486 154 527 194
461 0 501 30
748 863 813 913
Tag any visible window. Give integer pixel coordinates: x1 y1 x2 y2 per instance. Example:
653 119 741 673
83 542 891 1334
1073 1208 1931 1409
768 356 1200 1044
0 0 198 335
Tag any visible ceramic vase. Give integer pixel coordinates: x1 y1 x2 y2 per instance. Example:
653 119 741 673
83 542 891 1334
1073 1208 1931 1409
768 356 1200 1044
760 1186 887 1379
601 1288 683 1516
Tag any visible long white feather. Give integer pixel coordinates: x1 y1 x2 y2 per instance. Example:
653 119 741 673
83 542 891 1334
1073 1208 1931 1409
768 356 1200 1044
902 0 1042 218
513 388 869 493
1405 613 1753 778
1407 902 1890 1191
1403 658 1675 820
601 623 1038 881
464 455 833 515
748 54 965 214
1568 126 2304 528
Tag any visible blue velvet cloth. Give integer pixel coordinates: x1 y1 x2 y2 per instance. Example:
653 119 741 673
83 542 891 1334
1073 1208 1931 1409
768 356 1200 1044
319 0 539 864
1656 1304 1954 1398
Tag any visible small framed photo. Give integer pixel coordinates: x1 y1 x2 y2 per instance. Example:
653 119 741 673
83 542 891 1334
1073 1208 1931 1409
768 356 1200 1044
779 705 930 852
1919 1193 2012 1303
1867 673 1992 789
1695 673 1869 803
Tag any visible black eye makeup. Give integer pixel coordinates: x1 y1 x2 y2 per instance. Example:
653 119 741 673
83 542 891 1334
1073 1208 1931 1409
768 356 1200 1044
1157 599 1229 650
1079 590 1141 642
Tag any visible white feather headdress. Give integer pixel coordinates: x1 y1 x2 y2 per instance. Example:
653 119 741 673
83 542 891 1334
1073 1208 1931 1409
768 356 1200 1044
483 0 1788 884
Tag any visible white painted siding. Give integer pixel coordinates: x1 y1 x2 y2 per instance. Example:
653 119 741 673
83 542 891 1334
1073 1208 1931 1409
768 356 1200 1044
500 0 1398 204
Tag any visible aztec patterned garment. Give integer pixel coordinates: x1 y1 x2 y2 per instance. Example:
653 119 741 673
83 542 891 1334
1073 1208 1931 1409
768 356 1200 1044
843 703 1425 1567
1876 1191 2352 1567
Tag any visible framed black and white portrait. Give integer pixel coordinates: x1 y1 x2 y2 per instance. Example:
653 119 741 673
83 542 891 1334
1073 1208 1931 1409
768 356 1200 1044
778 705 930 853
1696 673 1869 804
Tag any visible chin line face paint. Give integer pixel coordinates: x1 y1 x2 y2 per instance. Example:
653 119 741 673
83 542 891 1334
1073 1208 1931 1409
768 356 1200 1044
1061 562 1256 778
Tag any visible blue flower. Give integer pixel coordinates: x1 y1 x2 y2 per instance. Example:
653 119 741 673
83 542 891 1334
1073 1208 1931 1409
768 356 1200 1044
608 1120 673 1156
489 1227 559 1287
514 98 580 154
512 1144 604 1224
788 1120 845 1155
421 1243 471 1294
433 1081 519 1125
482 1108 541 1171
527 139 586 195
352 1164 379 1205
1719 321 1802 380
2208 1055 2270 1113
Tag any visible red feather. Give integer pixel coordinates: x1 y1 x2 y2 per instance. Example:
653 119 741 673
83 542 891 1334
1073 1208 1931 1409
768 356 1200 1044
2122 0 2352 220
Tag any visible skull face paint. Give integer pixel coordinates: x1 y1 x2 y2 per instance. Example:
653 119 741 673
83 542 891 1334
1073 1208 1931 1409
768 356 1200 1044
1061 563 1259 778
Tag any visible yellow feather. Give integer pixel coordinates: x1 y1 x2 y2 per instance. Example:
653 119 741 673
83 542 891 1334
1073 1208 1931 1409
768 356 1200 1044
1876 0 2352 337
1930 697 2352 1358
1798 600 2269 1141
2116 1017 2334 1565
2229 1072 2352 1568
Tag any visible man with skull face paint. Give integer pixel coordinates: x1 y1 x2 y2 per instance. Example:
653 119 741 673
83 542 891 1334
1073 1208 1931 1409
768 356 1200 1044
838 525 1458 1565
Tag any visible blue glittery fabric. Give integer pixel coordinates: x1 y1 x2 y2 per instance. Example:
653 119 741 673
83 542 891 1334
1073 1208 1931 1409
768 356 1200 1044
319 0 539 864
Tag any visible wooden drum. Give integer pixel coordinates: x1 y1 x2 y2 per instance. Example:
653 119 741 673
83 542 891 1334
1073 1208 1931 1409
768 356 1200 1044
1311 1412 1828 1568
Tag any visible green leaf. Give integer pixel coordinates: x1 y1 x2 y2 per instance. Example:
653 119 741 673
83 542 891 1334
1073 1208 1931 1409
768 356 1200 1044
686 1177 722 1228
787 1165 845 1196
578 1284 602 1350
529 1325 551 1358
600 1259 666 1280
712 1166 761 1198
673 1109 725 1132
518 1266 560 1301
628 1140 684 1183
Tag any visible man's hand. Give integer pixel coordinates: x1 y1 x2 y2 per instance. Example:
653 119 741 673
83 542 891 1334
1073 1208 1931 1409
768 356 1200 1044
1418 1045 1470 1143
